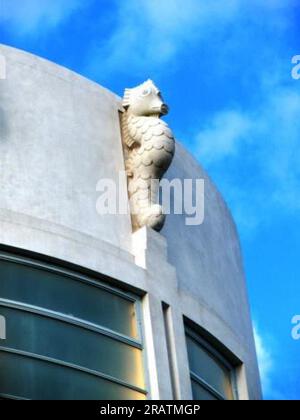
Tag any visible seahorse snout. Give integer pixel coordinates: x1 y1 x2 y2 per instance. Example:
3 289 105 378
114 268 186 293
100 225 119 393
151 103 169 116
160 104 169 115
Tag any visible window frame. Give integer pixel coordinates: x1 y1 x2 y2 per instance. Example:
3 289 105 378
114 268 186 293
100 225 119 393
185 325 238 401
0 249 148 400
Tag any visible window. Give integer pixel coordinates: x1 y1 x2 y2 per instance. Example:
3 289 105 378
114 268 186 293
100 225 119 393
185 326 236 400
0 252 147 400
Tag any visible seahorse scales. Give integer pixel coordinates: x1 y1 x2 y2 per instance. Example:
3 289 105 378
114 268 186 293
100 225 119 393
121 80 175 232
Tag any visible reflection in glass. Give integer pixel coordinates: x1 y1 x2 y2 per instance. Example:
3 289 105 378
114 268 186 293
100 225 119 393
0 254 147 400
186 330 234 400
0 258 138 338
191 380 218 401
0 306 145 389
0 351 146 400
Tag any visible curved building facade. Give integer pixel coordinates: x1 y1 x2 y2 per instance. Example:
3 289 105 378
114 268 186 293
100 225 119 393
0 45 261 400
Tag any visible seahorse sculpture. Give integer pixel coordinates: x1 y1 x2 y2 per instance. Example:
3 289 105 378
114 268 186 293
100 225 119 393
121 80 175 232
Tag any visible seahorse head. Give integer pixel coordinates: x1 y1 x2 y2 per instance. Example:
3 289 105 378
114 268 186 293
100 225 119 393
123 80 169 117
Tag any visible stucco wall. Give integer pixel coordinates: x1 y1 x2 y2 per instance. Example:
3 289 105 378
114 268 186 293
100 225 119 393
0 44 132 254
163 144 261 399
0 44 261 400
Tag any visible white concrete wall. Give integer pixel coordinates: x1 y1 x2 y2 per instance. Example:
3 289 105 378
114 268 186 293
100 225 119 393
0 44 132 255
0 44 261 400
162 144 261 399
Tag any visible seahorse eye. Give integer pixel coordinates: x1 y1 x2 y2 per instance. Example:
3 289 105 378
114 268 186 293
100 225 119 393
141 88 151 97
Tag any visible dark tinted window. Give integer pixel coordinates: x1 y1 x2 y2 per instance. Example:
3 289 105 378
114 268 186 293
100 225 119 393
0 253 146 400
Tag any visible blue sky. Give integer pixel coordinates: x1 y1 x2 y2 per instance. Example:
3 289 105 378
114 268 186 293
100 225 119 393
1 0 299 400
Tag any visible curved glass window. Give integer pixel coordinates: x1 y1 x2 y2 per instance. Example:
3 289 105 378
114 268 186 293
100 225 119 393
185 326 235 400
0 252 146 400
0 257 138 338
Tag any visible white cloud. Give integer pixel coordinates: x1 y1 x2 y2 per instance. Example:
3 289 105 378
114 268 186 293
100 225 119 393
1 0 88 35
253 326 273 398
195 110 252 164
253 325 290 400
194 85 300 234
86 0 297 80
87 0 240 77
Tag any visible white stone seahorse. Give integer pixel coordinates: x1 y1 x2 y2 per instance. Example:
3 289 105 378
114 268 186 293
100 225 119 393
121 80 175 232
